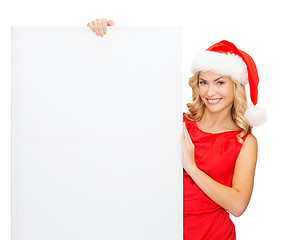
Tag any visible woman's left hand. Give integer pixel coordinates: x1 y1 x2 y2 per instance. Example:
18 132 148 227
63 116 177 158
181 122 197 173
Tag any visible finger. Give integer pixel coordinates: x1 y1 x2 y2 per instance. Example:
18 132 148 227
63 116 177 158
186 132 193 145
183 123 193 144
94 20 101 35
183 123 188 139
97 19 104 36
87 22 94 31
182 123 186 138
181 124 187 147
107 19 115 26
92 21 98 33
102 19 108 34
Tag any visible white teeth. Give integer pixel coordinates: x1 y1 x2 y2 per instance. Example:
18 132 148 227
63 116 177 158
207 98 221 104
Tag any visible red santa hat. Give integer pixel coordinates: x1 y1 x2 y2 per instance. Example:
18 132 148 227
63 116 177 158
191 40 267 127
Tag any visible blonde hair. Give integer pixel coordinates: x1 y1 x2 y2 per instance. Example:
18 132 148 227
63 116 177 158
185 71 252 144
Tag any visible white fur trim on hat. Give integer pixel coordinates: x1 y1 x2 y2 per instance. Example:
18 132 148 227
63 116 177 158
191 51 249 85
244 102 268 127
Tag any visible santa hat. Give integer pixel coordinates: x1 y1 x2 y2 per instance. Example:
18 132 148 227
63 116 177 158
191 40 267 127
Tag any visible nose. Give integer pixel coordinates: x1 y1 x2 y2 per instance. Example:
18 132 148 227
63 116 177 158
207 85 216 97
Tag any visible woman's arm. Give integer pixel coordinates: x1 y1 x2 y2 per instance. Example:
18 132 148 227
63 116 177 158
185 134 258 217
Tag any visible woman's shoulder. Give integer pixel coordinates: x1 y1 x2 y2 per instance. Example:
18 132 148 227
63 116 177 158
244 132 257 143
182 111 189 118
182 112 194 123
241 132 257 149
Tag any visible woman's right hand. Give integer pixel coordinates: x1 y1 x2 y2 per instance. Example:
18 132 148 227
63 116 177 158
87 18 115 37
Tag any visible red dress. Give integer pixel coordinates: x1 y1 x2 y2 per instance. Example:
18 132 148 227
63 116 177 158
183 112 251 240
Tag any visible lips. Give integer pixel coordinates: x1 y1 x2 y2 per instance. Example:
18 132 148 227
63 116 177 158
207 98 222 104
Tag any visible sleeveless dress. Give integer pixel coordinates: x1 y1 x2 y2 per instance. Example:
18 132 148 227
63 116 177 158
183 112 251 240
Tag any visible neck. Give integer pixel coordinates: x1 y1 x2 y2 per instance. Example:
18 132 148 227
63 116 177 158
200 105 234 130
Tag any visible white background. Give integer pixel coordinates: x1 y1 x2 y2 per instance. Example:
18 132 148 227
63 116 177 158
1 0 300 239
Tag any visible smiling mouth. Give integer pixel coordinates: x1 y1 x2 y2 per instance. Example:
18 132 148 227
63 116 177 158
207 98 222 104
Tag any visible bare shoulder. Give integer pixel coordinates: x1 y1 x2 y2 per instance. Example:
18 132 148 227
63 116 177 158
232 133 258 193
235 133 258 168
243 133 258 151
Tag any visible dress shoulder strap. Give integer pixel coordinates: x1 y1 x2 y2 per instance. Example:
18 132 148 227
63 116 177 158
241 131 252 144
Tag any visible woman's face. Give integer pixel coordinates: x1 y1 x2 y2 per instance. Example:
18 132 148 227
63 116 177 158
198 71 234 114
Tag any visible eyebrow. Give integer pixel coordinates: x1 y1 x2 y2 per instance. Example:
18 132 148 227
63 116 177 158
199 77 225 81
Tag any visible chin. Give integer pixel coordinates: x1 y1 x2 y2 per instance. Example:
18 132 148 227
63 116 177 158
204 102 232 113
206 107 224 113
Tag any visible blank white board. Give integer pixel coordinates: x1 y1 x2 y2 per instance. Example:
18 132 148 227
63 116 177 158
11 27 183 240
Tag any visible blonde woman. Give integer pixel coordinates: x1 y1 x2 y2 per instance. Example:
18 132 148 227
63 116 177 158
87 18 267 240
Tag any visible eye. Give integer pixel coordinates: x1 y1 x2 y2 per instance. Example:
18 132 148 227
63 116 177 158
217 81 224 85
199 81 207 85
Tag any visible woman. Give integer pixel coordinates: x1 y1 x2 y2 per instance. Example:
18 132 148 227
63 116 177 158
87 18 267 240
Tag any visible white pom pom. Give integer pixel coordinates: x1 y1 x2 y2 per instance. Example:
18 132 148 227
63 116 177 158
244 102 268 127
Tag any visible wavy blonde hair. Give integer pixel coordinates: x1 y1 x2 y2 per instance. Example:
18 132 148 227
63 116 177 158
185 71 252 144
